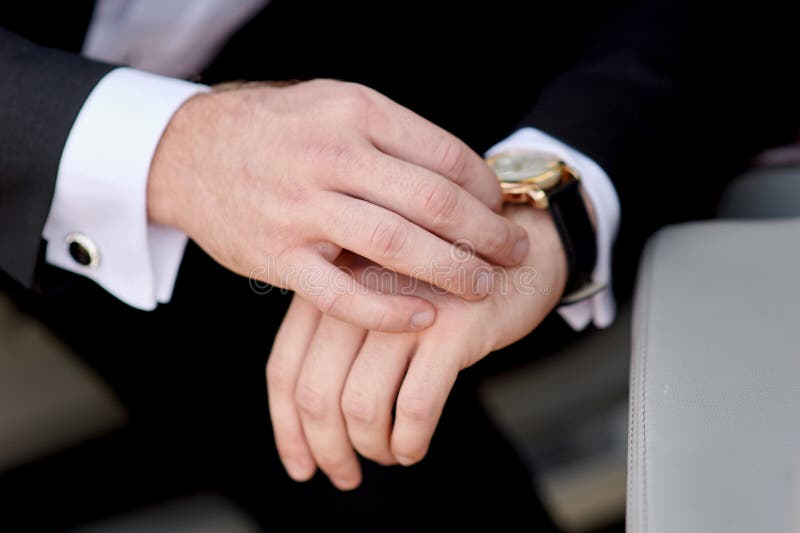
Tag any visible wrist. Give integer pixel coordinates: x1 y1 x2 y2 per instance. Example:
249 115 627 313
503 205 568 301
146 92 213 231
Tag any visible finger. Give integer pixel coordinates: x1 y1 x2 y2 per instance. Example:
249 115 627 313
344 153 530 267
319 193 496 301
391 340 462 466
288 247 437 332
266 295 321 481
341 332 415 465
362 89 504 212
295 314 367 490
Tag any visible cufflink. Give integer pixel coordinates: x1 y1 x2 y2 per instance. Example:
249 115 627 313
65 233 100 269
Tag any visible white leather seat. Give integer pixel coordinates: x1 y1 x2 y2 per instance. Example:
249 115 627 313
627 217 800 532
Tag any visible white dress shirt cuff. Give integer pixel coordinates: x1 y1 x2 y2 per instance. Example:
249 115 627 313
42 67 209 310
486 127 621 331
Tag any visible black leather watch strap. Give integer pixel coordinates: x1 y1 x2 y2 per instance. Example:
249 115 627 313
547 179 598 300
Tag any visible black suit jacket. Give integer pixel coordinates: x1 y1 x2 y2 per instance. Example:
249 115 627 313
2 0 798 296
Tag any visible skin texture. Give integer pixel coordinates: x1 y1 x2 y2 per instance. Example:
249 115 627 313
267 205 568 489
146 79 531 332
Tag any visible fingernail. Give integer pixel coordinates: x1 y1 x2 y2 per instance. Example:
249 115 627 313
285 459 314 482
332 476 360 491
396 455 416 466
474 270 493 296
410 310 435 329
511 238 530 264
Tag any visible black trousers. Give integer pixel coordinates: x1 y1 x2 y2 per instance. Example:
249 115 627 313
0 243 568 532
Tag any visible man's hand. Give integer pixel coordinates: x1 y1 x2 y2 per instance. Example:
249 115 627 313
147 79 530 331
266 206 567 489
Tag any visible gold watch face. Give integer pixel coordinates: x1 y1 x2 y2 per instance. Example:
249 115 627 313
486 150 564 189
486 150 580 209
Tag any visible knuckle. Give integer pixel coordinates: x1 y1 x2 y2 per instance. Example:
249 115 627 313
336 83 372 121
303 140 355 170
295 382 330 421
352 441 393 466
278 435 310 458
341 389 379 426
396 394 435 424
369 309 390 332
343 82 372 102
422 182 462 225
369 219 409 258
434 138 468 181
265 357 294 392
393 440 429 465
282 433 309 453
314 289 342 316
316 452 352 474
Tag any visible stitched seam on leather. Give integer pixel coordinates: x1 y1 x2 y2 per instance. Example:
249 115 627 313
639 233 655 533
628 230 658 532
627 300 639 531
640 231 658 532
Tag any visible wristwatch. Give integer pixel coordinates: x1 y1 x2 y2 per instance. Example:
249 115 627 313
486 149 603 305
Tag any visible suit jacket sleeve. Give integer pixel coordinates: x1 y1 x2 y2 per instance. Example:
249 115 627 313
520 0 800 273
0 26 113 287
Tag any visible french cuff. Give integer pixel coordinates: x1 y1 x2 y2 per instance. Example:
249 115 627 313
42 67 209 310
486 127 621 331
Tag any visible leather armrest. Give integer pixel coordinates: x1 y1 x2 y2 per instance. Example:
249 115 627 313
627 218 800 532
